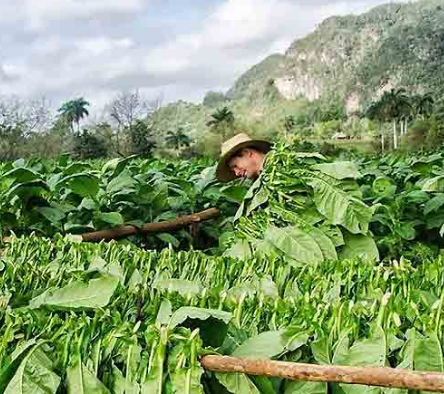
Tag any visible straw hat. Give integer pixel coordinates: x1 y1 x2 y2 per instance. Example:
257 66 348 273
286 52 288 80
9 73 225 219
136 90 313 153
216 133 272 181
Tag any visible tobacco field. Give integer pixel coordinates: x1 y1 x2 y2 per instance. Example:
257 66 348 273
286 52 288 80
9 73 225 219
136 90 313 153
2 140 444 393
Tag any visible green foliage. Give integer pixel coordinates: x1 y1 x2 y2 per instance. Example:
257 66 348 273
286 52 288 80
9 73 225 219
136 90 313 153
2 234 444 393
58 97 90 133
130 120 156 157
165 127 192 151
72 129 108 160
202 91 227 108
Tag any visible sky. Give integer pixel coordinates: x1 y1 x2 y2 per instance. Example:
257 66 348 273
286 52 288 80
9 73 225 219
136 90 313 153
0 0 418 114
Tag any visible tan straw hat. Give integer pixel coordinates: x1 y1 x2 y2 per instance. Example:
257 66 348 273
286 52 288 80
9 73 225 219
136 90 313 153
216 133 272 181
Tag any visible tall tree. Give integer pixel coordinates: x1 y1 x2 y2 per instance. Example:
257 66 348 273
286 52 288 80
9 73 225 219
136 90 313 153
107 90 162 156
206 106 235 139
58 97 90 133
165 127 192 152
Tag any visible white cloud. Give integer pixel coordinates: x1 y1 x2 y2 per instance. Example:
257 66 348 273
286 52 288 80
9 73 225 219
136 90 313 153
0 0 424 110
22 0 150 30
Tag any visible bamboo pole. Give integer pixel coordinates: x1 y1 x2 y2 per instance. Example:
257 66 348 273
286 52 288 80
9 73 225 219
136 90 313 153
201 356 444 393
81 208 220 242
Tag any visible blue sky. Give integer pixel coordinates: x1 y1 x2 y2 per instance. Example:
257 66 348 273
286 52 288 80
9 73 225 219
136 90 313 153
0 0 418 116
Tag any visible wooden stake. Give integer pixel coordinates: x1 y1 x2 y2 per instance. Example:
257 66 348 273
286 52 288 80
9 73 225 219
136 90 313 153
201 356 444 393
81 208 220 242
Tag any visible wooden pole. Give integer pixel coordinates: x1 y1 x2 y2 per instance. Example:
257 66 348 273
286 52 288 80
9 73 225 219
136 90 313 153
201 356 444 393
81 208 220 242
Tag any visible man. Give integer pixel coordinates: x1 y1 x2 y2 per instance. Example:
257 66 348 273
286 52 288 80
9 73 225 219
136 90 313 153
216 133 272 182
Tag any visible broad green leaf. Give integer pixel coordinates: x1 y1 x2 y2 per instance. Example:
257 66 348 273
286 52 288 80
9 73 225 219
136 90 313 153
223 239 252 260
5 180 49 200
0 340 37 392
372 177 396 198
4 346 60 394
307 226 338 261
422 176 444 192
308 177 374 234
169 307 232 329
59 173 100 198
67 360 111 394
284 381 327 394
78 198 98 211
97 212 124 226
29 275 119 310
106 174 137 196
424 194 444 215
264 225 324 266
232 330 287 359
156 299 173 326
339 233 379 261
311 337 330 365
35 207 65 224
313 162 361 180
170 366 204 394
339 326 386 394
0 167 40 185
156 233 180 248
153 279 203 296
246 186 269 215
215 372 261 394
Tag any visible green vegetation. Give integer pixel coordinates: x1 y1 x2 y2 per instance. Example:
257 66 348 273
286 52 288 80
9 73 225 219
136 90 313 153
1 231 444 393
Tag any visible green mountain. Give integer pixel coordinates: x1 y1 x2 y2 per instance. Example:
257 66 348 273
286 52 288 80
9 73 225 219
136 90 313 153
153 0 444 141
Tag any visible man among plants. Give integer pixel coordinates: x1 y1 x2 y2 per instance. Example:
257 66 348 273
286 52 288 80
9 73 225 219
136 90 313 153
216 133 272 182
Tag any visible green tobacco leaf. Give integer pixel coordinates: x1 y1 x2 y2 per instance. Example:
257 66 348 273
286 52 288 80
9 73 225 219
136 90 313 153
424 194 444 215
170 366 205 394
153 279 203 296
339 326 386 394
339 233 379 261
223 239 252 260
5 180 50 200
156 233 180 248
307 226 338 261
313 162 361 180
97 212 124 226
246 186 269 215
106 174 137 195
311 337 330 365
264 225 324 266
0 340 37 392
156 299 173 326
215 372 261 394
284 381 327 394
308 177 374 234
67 360 111 394
35 207 65 224
29 275 119 310
60 173 100 198
220 185 247 203
0 167 40 185
422 176 444 192
4 346 60 394
169 307 232 329
232 330 299 359
384 329 443 394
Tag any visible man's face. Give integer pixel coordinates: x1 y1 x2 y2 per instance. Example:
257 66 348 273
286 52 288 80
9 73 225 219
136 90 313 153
228 149 263 179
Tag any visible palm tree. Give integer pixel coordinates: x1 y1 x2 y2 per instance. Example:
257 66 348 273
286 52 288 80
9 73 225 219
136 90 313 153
165 127 192 151
206 107 234 139
412 93 434 120
378 88 410 149
366 100 386 151
58 97 90 133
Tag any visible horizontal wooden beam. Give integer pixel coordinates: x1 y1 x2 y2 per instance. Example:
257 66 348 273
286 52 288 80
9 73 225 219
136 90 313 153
81 208 220 242
201 356 444 393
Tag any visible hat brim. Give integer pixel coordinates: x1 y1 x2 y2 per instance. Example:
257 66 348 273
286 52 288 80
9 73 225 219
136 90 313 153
216 139 272 182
